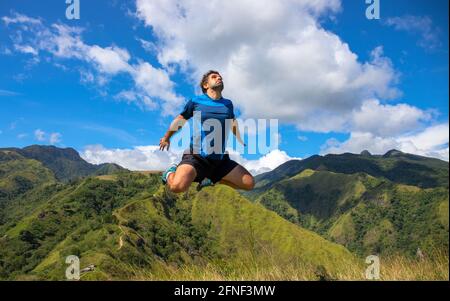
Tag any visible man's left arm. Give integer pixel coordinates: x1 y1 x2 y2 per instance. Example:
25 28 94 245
231 118 246 146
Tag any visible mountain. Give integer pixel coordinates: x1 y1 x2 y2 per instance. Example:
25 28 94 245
252 149 448 193
0 145 447 280
0 145 127 183
0 172 358 280
248 150 449 257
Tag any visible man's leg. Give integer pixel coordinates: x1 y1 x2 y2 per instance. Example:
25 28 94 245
219 164 255 191
167 164 197 193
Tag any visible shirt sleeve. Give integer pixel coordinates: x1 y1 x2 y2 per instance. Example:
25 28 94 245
180 99 195 120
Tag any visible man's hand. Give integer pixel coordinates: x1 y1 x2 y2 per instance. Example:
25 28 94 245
159 137 170 151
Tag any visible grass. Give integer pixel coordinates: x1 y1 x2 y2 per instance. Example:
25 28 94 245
115 249 448 281
95 175 118 181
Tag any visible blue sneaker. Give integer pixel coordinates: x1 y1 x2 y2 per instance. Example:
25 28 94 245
196 178 214 191
161 164 178 184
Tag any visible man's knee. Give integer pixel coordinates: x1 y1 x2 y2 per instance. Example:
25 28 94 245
242 174 255 191
168 180 190 193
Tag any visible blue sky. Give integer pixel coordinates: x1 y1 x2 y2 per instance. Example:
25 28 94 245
0 0 448 173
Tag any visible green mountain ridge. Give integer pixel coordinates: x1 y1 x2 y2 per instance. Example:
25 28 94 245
251 149 449 193
254 168 449 257
0 145 127 183
0 172 358 280
0 145 448 280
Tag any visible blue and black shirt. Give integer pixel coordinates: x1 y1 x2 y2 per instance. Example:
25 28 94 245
180 93 235 160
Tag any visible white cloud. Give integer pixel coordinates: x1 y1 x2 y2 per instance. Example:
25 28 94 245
86 45 132 75
397 123 449 157
321 122 449 161
384 15 441 50
1 12 41 26
80 144 299 175
49 132 62 144
2 13 183 115
81 144 181 171
14 44 38 55
351 99 432 137
137 38 157 54
114 90 160 111
34 129 46 141
131 61 184 115
227 148 301 175
135 0 399 132
17 133 27 139
33 129 62 144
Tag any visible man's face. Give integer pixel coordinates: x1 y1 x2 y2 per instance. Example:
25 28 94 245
206 73 224 92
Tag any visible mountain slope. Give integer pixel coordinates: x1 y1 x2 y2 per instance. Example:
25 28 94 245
0 150 56 203
252 150 449 194
0 145 127 182
255 168 449 257
0 172 358 280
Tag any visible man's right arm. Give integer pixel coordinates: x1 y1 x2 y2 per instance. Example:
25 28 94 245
159 115 187 151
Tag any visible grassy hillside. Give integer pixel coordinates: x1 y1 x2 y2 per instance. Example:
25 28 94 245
0 150 56 203
0 171 362 280
0 146 447 280
251 150 449 195
255 169 449 257
0 145 127 182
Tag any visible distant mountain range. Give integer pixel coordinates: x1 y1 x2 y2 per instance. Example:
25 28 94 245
246 149 448 257
0 145 448 280
0 145 126 183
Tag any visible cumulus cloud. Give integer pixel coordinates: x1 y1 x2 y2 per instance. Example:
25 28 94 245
81 144 180 171
135 0 399 132
321 123 449 161
80 144 299 175
1 12 183 115
227 148 302 175
351 99 432 137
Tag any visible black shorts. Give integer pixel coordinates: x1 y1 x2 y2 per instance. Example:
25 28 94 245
179 153 239 183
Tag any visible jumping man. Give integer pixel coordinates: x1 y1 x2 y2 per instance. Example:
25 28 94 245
159 70 255 193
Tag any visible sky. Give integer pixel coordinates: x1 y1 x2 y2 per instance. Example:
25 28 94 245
0 0 448 174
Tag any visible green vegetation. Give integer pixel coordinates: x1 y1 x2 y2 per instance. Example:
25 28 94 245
0 146 447 280
252 150 449 194
0 146 127 182
255 169 449 258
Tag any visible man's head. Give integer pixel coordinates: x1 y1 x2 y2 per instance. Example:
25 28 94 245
200 70 224 93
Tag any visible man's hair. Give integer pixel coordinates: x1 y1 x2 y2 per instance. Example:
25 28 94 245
200 70 220 93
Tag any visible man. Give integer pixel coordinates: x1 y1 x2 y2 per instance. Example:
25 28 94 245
159 70 254 193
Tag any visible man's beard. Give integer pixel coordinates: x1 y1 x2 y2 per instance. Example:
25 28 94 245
211 82 224 92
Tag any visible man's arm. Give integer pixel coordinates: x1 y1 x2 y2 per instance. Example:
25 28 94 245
231 118 246 147
159 115 187 151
